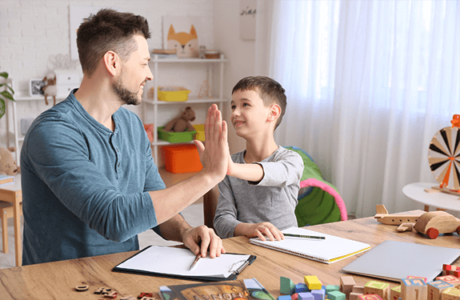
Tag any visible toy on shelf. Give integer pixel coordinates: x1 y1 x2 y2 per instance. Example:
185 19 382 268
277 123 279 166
42 72 57 106
198 80 212 98
427 114 460 195
413 211 460 239
164 106 196 132
374 205 423 226
0 147 20 176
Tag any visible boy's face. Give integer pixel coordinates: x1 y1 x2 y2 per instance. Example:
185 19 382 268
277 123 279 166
231 89 275 138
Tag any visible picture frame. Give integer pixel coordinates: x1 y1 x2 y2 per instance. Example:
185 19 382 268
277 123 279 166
163 16 202 58
29 79 45 97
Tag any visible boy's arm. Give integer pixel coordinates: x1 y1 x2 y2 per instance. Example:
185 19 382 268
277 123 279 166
227 160 264 183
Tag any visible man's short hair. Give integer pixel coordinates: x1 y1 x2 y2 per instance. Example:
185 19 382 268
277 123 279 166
232 76 287 129
76 9 151 76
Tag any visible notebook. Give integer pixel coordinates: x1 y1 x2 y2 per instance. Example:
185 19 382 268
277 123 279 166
113 246 256 281
249 227 371 264
342 240 460 282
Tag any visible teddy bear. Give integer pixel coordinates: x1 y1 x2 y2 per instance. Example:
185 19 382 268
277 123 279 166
0 147 20 176
164 106 196 132
41 72 57 106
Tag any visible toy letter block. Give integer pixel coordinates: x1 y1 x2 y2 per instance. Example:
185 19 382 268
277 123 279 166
350 293 364 300
437 276 460 287
428 280 454 300
299 293 314 300
390 286 401 300
279 296 293 300
329 291 346 300
364 281 389 300
297 284 310 294
401 278 427 300
408 277 427 283
281 277 296 295
312 289 326 300
305 276 322 290
441 288 460 300
443 265 460 276
341 276 357 297
358 294 383 300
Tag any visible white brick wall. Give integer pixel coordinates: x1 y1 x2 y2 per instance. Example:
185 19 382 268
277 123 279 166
0 0 216 149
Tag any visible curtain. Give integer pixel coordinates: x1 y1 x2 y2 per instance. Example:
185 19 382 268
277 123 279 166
256 0 460 217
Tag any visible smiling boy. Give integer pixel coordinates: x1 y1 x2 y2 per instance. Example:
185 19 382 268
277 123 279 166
213 76 304 240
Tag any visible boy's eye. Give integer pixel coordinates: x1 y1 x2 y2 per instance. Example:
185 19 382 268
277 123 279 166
231 105 236 110
243 103 250 107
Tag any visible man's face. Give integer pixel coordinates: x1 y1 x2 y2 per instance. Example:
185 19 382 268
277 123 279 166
112 35 153 105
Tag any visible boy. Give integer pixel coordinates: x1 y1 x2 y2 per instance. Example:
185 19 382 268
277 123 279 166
213 76 304 240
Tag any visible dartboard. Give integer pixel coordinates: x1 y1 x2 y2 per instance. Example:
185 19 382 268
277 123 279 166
428 126 460 190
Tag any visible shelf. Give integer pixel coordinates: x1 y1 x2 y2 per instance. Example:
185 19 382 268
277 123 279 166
151 57 226 63
144 97 227 105
12 91 66 102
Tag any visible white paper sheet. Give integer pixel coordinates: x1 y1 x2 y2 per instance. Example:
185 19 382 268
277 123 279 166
117 246 251 278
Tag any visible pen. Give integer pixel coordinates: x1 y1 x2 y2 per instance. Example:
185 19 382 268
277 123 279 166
284 234 325 240
189 254 201 270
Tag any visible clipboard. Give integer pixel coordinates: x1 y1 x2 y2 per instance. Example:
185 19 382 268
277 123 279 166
113 246 257 282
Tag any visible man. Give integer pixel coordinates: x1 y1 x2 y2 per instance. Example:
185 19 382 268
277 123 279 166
20 9 229 265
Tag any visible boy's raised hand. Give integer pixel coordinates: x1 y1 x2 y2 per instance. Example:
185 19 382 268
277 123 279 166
235 222 285 241
193 104 229 182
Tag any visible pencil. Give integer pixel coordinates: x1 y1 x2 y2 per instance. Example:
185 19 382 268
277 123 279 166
189 254 201 270
284 234 325 240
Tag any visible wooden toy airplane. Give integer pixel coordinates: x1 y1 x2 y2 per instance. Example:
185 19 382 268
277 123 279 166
374 205 423 226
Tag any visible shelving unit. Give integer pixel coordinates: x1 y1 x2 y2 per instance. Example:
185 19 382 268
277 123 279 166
144 55 227 164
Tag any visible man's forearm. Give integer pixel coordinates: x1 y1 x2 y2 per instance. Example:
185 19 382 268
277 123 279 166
159 214 192 242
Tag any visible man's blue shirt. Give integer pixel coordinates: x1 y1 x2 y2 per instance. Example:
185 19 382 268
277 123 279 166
21 90 165 265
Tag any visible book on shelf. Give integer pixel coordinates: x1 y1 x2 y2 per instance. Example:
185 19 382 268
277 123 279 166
0 174 14 186
152 49 178 59
158 278 275 300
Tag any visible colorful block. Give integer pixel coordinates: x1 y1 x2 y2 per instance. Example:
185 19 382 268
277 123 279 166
312 289 326 300
437 277 460 286
297 283 310 294
364 281 389 300
279 296 293 300
327 286 340 294
428 280 454 300
299 293 314 300
390 286 401 300
292 293 299 300
328 291 346 300
350 293 364 300
341 276 357 297
401 278 427 300
305 276 322 290
281 277 296 295
358 295 383 300
408 277 427 283
442 288 460 300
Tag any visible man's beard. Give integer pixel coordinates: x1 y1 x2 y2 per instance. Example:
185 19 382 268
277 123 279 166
112 73 142 106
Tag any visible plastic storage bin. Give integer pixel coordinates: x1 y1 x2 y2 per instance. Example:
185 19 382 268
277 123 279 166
162 144 203 173
193 124 205 142
157 126 197 143
157 87 191 102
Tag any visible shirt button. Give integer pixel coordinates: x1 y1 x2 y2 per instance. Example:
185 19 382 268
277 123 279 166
116 148 119 152
118 163 120 167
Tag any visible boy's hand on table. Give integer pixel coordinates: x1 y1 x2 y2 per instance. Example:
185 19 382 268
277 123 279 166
181 225 226 258
236 222 285 241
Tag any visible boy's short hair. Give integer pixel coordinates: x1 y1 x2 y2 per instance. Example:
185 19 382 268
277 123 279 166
232 76 287 129
76 9 151 76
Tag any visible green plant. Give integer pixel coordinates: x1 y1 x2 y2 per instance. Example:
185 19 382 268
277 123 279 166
0 72 15 119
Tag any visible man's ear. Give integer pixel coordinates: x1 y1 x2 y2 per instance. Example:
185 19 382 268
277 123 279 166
267 104 281 123
102 51 120 77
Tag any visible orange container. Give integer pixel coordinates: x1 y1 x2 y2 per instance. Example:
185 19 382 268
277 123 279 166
162 144 203 173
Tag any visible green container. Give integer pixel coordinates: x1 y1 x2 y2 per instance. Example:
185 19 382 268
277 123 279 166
157 126 197 143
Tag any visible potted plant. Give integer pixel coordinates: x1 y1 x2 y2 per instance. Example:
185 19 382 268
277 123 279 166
0 72 15 119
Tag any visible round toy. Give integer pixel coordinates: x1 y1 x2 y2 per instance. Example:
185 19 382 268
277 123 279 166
428 115 460 190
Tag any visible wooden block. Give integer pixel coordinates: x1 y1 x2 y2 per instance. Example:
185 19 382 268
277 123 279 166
279 296 293 300
401 278 427 300
358 295 383 300
437 276 460 286
329 291 346 300
328 286 341 294
281 277 296 295
364 281 389 300
442 288 460 300
353 287 365 294
305 276 322 290
408 277 427 283
296 283 310 294
298 292 314 300
292 293 299 300
312 289 326 300
390 286 401 300
350 293 363 300
428 280 454 300
341 276 357 297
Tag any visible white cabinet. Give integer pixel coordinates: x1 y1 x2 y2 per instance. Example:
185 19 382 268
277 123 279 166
143 55 227 164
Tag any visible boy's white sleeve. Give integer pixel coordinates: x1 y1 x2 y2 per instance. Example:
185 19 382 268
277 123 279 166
213 176 242 238
254 151 304 187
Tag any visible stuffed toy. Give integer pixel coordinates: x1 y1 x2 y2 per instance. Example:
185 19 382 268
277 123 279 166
42 72 57 106
0 147 20 176
164 106 196 132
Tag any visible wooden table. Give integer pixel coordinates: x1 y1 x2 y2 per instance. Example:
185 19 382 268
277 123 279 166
0 174 22 267
1 210 458 300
